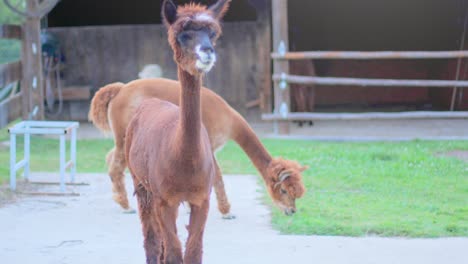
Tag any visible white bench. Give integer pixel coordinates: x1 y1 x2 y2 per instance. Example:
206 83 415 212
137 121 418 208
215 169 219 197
8 121 79 192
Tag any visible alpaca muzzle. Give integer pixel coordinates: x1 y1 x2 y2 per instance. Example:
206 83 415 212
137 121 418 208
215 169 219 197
195 45 217 72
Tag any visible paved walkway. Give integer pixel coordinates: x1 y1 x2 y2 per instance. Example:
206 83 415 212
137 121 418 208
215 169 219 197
78 119 468 141
0 173 467 264
252 119 468 141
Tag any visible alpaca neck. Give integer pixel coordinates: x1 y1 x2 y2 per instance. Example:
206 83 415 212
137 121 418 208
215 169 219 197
176 67 203 156
231 115 272 181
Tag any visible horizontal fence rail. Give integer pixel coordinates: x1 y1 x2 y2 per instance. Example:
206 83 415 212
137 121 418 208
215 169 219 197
0 60 22 88
0 92 22 127
262 111 468 121
0 24 22 40
273 74 468 88
272 50 468 60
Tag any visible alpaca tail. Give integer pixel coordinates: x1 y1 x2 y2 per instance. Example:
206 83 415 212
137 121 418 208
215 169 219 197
88 82 125 132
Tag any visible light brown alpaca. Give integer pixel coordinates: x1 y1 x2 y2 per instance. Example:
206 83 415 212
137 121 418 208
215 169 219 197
125 1 230 263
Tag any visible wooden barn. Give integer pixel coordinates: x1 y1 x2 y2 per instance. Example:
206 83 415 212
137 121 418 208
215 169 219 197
44 0 271 121
1 0 467 132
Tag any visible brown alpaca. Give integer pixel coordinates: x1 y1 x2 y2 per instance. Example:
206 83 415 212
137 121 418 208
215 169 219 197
125 1 230 263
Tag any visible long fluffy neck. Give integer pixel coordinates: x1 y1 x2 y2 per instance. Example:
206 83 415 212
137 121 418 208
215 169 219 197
176 67 203 156
231 114 273 181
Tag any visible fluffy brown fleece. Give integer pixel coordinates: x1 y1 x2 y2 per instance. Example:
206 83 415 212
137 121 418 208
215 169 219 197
124 1 230 263
266 158 307 213
88 82 124 132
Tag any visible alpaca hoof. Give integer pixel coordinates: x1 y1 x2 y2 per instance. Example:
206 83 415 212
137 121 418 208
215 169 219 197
222 213 236 220
122 207 137 214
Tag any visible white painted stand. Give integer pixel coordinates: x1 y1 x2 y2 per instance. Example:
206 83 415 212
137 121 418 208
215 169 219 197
8 121 79 192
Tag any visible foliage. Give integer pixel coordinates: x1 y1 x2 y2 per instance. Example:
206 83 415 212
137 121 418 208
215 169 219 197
0 0 25 25
0 39 20 64
0 1 23 64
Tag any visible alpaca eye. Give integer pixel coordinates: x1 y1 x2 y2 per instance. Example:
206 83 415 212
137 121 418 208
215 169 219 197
280 188 287 195
178 33 192 43
209 31 217 39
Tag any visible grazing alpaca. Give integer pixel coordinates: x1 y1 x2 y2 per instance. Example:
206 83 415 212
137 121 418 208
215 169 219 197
125 1 230 263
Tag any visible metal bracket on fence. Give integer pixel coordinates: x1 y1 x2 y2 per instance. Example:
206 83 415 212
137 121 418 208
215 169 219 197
32 76 37 89
279 102 289 118
279 72 288 90
32 42 37 54
278 41 286 57
28 105 38 119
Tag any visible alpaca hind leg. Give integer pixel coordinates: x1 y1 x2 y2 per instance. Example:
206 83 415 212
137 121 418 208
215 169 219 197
213 159 235 219
155 203 182 264
184 199 210 264
135 186 162 264
108 146 134 212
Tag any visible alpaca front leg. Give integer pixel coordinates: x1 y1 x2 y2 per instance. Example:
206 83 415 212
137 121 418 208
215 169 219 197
135 190 163 264
156 203 183 264
108 146 134 213
184 199 209 264
213 159 235 219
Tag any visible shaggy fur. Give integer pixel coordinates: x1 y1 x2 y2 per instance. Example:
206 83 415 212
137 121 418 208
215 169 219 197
88 82 124 132
125 1 230 263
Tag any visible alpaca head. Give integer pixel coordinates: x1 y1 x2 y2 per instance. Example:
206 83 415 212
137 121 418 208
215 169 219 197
266 158 308 216
162 0 231 75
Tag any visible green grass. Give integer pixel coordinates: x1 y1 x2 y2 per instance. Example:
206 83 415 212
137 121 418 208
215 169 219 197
0 125 467 237
217 139 468 237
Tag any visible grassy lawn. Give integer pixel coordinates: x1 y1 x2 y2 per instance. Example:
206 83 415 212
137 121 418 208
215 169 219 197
0 126 467 237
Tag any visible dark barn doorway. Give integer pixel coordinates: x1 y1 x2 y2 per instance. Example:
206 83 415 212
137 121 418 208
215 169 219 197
287 0 468 111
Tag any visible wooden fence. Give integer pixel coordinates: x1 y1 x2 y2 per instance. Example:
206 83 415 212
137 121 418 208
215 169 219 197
0 24 23 128
0 0 47 128
265 0 468 134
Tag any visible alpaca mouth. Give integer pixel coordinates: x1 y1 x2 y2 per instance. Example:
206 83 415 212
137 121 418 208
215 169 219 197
196 58 216 72
284 208 296 216
195 45 217 72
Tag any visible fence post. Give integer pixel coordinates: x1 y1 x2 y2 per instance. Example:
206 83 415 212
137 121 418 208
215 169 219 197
21 0 44 120
272 0 290 134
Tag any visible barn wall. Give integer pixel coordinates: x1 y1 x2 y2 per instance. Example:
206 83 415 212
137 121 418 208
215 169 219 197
47 22 261 120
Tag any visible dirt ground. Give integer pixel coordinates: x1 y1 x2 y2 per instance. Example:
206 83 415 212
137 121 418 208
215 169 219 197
0 173 467 264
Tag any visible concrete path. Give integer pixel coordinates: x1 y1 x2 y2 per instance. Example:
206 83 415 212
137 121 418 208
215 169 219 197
0 173 467 264
78 119 468 141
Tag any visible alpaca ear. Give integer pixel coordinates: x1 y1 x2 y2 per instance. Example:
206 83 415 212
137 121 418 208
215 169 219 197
278 170 291 182
300 165 310 172
162 0 177 26
208 0 231 19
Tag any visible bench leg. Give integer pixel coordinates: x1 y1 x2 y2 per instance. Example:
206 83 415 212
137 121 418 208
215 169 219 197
70 127 77 183
59 135 66 192
24 132 30 181
10 134 16 191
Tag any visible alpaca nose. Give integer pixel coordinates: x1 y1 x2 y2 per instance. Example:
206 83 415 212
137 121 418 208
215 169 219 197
201 45 214 54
